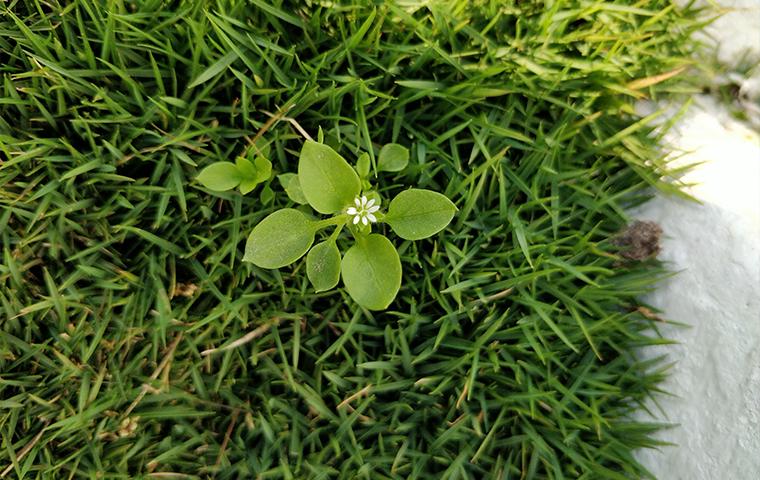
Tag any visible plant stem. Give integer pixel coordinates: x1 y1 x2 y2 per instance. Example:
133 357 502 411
328 222 345 242
314 214 348 231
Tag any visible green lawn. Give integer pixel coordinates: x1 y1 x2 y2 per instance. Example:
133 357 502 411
0 1 705 478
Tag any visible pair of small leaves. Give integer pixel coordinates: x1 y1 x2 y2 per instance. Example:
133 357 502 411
197 156 272 194
244 140 456 310
277 173 308 204
355 144 408 178
244 203 452 309
243 210 401 310
306 235 402 310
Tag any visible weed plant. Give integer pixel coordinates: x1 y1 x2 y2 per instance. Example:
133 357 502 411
0 1 705 478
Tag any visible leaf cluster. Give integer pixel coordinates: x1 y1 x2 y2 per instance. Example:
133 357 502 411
242 139 456 310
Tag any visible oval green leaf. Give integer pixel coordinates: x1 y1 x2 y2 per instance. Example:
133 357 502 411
236 156 257 180
259 184 274 205
341 234 401 310
298 140 360 214
385 189 457 240
236 157 271 195
377 143 409 172
356 152 370 178
197 162 242 191
253 156 272 183
243 209 315 268
306 240 341 292
239 178 258 195
277 173 308 204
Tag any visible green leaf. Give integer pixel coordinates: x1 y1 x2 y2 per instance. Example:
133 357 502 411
197 162 242 191
356 152 370 178
385 189 457 240
377 143 409 172
306 240 341 292
253 156 272 183
243 209 315 268
277 173 308 204
236 156 257 179
341 234 401 310
236 157 258 194
298 140 360 214
239 178 258 195
236 156 271 194
259 184 274 205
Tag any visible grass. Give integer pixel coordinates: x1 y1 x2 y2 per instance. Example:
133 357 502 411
0 0 707 478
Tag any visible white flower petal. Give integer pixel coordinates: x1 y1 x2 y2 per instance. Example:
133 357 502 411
365 198 375 208
346 207 358 215
368 205 380 213
353 215 361 225
354 197 361 207
361 195 368 206
367 213 377 223
361 216 368 226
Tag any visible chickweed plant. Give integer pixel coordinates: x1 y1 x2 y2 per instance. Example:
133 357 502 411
197 146 273 196
241 132 456 309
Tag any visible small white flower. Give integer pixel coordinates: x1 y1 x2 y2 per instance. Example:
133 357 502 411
346 195 380 226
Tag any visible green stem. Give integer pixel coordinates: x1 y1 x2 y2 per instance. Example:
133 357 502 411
313 214 347 232
328 221 345 242
348 223 370 245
